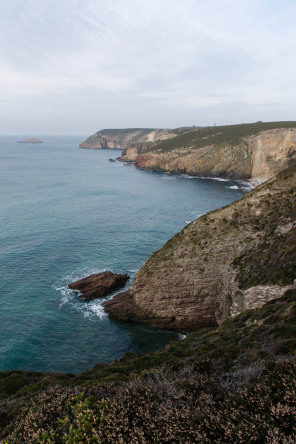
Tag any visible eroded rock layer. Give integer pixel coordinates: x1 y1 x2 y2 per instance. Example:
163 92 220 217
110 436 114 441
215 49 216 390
121 122 296 182
79 128 178 149
104 166 296 331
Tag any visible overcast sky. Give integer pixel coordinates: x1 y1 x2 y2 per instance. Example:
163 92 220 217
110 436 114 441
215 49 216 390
1 0 295 135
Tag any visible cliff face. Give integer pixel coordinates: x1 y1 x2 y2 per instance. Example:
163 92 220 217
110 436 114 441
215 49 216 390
79 128 178 149
121 122 296 182
104 166 296 331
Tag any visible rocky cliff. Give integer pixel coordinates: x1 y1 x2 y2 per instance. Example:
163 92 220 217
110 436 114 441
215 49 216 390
79 128 179 149
104 165 296 331
120 122 296 182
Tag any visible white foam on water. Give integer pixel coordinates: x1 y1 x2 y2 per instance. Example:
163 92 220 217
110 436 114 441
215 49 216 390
181 174 198 179
237 180 254 190
198 176 229 182
228 185 239 190
191 211 204 219
161 175 177 180
54 267 128 321
178 333 187 340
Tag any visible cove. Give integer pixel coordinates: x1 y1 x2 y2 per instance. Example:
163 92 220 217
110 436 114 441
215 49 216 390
0 136 248 374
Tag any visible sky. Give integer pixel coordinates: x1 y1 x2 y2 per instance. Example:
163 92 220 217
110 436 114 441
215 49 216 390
0 0 295 135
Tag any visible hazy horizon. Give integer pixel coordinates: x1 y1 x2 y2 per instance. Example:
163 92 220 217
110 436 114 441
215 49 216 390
1 0 295 135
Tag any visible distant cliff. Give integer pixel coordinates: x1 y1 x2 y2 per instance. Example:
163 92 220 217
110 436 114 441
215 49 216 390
120 122 296 182
104 165 296 331
79 128 180 149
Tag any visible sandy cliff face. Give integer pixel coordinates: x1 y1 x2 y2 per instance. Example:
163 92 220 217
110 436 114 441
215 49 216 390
79 128 177 149
104 166 296 331
121 125 296 182
119 142 155 161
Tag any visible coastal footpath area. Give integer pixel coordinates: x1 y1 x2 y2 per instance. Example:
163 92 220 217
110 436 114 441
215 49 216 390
78 127 185 149
1 123 296 442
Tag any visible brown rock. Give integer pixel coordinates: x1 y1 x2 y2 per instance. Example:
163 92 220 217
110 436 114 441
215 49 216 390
103 166 296 331
103 290 135 321
68 271 129 300
133 124 296 182
79 128 179 149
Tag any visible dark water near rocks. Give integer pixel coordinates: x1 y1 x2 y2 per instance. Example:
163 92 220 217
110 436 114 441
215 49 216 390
0 136 248 374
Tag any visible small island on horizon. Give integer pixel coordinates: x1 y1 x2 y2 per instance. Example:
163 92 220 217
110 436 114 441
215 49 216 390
18 137 44 143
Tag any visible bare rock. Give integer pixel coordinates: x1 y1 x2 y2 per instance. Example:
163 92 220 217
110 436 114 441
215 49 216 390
134 125 296 182
103 290 135 321
68 271 129 301
104 165 296 331
79 129 178 149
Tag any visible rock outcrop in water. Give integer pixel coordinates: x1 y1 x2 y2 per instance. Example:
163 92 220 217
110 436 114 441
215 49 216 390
18 137 43 143
104 165 296 331
68 271 129 300
79 128 182 149
120 122 296 182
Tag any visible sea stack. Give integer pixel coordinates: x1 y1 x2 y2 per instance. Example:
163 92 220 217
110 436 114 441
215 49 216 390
68 271 129 300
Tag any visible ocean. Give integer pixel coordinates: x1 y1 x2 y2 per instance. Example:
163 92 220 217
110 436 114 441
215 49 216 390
0 136 248 374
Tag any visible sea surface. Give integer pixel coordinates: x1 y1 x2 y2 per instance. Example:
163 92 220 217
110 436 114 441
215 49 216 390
0 136 249 374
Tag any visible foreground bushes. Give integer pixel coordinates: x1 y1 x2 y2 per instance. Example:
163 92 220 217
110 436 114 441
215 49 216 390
6 360 296 443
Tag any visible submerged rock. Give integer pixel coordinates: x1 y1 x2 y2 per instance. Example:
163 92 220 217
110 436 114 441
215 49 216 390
109 158 116 162
68 271 129 301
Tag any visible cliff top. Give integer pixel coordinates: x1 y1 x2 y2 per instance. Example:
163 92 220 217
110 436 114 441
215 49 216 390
146 121 296 154
79 127 196 148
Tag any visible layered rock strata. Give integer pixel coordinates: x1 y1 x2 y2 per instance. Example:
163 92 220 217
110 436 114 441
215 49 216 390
104 166 296 331
79 129 177 149
68 271 129 300
121 123 296 182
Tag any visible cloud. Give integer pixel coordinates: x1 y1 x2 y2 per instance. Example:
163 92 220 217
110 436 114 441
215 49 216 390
0 0 295 134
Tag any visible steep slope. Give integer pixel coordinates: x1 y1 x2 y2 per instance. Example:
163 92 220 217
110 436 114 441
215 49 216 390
104 165 296 331
121 121 296 181
79 128 179 149
2 289 296 442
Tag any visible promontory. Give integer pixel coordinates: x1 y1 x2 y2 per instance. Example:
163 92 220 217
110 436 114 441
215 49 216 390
104 163 296 331
79 127 198 149
119 121 296 183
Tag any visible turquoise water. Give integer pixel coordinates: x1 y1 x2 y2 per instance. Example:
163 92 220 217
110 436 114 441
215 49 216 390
0 136 248 374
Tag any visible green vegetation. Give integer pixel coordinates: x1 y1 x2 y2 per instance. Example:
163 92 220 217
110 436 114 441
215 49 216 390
233 166 296 288
147 121 296 154
1 290 296 442
1 160 296 442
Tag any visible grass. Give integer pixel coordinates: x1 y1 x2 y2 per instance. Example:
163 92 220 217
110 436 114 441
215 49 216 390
146 121 296 154
1 289 296 442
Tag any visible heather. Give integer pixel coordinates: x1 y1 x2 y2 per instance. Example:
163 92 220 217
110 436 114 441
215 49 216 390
1 289 296 443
